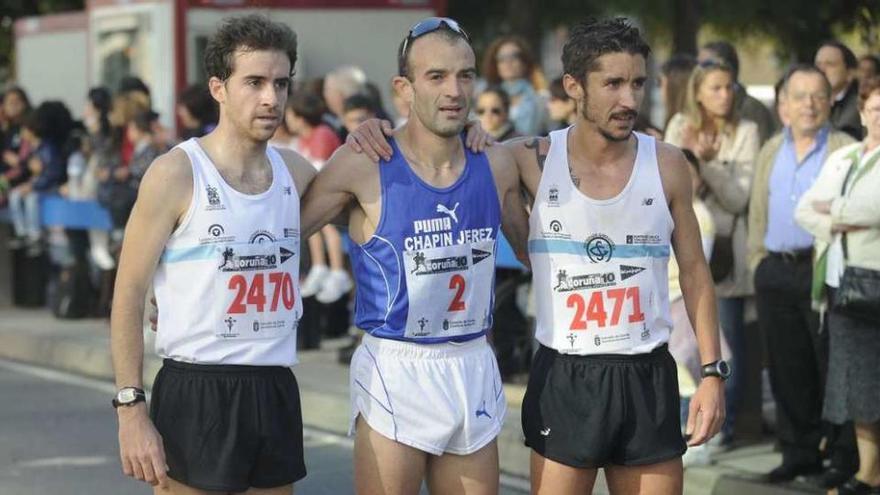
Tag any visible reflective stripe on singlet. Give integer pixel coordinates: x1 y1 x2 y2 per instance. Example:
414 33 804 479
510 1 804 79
528 129 674 355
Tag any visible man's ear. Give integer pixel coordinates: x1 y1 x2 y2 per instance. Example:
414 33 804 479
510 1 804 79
392 75 414 108
208 76 226 105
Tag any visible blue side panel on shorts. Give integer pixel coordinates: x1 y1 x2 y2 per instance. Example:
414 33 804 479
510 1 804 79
350 136 501 343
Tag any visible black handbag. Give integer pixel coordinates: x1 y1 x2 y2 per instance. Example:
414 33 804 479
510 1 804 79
832 150 880 324
709 215 737 283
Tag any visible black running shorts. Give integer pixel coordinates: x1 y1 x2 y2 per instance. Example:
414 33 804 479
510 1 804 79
150 359 306 491
522 344 687 468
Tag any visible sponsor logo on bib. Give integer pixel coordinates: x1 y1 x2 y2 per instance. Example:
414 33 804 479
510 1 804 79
620 265 645 281
553 269 616 292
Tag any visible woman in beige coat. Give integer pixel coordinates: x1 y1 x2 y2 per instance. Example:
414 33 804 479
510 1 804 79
665 59 760 444
795 78 880 495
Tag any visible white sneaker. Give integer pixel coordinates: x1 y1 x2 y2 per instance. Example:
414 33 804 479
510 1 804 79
316 269 353 303
301 265 328 298
682 443 712 468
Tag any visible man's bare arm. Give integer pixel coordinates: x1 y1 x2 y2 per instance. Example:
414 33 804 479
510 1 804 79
503 136 547 202
658 142 724 447
274 147 318 200
110 149 191 488
487 145 530 268
300 145 371 238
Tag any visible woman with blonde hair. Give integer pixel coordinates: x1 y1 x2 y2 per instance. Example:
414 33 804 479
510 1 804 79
665 58 760 446
481 35 547 135
796 77 880 494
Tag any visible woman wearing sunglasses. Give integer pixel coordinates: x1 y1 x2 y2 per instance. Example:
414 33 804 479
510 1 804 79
476 87 520 142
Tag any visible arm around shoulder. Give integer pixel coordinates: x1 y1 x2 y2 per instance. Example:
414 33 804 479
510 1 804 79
299 145 371 238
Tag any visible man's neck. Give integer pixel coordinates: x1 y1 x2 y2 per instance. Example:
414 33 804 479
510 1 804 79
200 121 267 171
789 125 823 162
399 119 463 171
833 80 851 102
569 120 634 169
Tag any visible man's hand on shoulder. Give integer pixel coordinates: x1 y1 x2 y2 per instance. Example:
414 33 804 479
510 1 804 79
345 118 495 163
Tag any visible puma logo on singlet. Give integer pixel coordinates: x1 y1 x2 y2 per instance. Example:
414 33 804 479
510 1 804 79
436 202 460 223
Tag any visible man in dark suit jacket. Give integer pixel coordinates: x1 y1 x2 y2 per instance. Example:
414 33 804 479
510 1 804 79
816 40 863 140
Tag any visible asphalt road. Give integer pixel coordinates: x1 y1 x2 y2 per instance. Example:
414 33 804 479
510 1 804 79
0 360 527 495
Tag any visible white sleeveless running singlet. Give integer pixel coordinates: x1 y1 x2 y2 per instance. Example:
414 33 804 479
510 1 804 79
153 139 302 366
528 129 674 355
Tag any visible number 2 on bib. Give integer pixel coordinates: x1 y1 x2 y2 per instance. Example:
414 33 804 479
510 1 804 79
448 274 466 312
567 287 644 330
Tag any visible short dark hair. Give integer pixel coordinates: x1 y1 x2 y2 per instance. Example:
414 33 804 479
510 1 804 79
781 63 832 97
288 92 325 127
817 40 858 69
701 41 739 80
562 17 651 84
178 83 218 127
204 14 298 81
859 76 880 111
397 24 469 79
479 86 511 112
342 94 376 115
118 76 151 98
130 110 157 134
860 54 880 75
23 101 74 146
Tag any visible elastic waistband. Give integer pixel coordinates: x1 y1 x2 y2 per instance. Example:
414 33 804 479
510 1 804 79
545 343 670 363
161 358 291 376
361 333 490 359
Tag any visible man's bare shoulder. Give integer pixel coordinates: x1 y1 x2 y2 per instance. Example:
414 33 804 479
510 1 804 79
654 140 691 201
140 147 193 192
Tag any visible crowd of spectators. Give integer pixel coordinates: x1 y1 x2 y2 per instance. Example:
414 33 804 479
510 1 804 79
1 30 879 493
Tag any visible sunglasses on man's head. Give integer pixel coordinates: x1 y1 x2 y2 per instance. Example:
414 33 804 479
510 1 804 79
399 17 470 76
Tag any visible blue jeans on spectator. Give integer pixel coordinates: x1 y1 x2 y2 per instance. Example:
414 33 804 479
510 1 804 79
718 296 746 442
9 187 41 241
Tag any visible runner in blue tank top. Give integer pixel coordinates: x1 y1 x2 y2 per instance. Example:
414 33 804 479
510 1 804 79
300 17 529 495
348 18 727 495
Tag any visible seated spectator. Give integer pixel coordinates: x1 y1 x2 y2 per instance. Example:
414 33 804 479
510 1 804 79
97 110 160 231
177 83 218 140
475 87 519 142
546 77 576 130
0 86 33 207
481 35 547 135
286 92 352 303
341 94 378 134
8 101 74 253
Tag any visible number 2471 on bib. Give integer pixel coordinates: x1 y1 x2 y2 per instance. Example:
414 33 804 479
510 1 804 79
567 287 645 330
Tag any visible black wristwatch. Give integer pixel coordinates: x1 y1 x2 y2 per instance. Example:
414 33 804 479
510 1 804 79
112 387 146 408
700 360 731 380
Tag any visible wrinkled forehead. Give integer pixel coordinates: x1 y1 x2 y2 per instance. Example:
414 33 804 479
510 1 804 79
406 33 475 76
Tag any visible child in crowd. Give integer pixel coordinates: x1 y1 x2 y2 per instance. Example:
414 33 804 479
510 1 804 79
668 149 731 467
286 92 353 303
